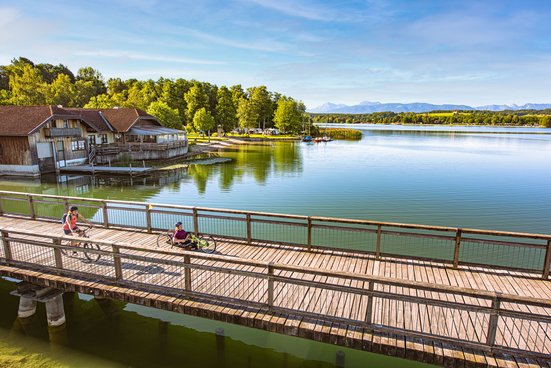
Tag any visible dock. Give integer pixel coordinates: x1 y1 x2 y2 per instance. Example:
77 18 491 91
0 190 550 367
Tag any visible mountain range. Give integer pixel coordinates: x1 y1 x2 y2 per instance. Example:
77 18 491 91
308 101 551 114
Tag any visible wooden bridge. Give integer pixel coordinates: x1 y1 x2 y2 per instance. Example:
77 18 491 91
1 191 551 367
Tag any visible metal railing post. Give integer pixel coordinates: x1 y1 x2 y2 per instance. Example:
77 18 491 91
1 230 12 264
27 195 35 219
543 240 551 279
246 213 252 245
184 255 192 291
102 201 109 228
376 225 382 259
486 294 501 349
267 262 274 308
307 217 312 251
53 238 63 270
453 229 462 268
145 204 152 233
192 208 199 235
112 244 123 280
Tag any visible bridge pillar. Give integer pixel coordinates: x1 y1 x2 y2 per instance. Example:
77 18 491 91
18 296 37 319
45 294 66 327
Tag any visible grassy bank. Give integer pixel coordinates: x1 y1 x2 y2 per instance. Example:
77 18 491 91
323 128 362 140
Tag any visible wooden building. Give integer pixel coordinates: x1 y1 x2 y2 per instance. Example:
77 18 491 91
0 106 187 177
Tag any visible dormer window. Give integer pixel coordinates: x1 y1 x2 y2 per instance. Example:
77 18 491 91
63 120 69 128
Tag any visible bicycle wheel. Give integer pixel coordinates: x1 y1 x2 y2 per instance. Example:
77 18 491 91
83 242 101 262
196 235 216 254
157 230 173 247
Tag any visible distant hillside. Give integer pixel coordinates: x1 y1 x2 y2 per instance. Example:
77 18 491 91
308 101 551 114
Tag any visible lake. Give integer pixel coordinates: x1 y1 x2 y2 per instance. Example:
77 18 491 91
1 124 550 366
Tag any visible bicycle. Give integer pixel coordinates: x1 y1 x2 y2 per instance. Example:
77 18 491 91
156 229 216 254
61 226 101 262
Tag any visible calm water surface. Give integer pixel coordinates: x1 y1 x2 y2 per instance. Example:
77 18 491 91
1 125 550 366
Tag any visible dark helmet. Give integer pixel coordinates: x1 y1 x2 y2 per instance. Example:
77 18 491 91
70 206 78 211
175 221 183 227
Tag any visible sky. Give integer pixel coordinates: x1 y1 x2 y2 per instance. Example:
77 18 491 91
1 0 551 109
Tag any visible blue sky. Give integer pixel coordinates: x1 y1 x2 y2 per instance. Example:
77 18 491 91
1 0 551 108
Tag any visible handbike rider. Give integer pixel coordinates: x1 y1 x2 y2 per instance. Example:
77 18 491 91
172 221 197 250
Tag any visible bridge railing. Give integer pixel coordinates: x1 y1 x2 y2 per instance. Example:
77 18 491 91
1 226 550 360
1 190 551 278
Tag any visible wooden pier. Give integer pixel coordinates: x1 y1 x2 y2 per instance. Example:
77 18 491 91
0 191 551 367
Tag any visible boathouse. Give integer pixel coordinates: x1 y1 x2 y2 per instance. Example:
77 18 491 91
0 106 187 176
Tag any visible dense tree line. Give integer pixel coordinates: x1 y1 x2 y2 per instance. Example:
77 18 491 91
0 57 307 134
310 110 551 128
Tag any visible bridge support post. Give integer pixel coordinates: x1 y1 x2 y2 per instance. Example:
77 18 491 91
453 229 462 268
193 208 199 235
18 296 37 319
1 230 12 264
184 255 192 292
112 244 123 280
267 262 274 308
27 195 35 219
246 213 252 245
543 240 551 279
53 239 63 270
307 217 312 251
145 204 152 233
45 294 66 327
336 350 345 368
376 226 382 259
102 201 109 228
486 294 501 350
365 281 374 326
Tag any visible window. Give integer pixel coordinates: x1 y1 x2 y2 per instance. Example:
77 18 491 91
71 140 86 151
100 134 108 144
63 120 69 128
88 135 96 145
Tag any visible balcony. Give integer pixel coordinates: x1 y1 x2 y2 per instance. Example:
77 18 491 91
44 127 82 138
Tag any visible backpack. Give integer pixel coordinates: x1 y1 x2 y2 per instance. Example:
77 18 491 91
61 213 69 224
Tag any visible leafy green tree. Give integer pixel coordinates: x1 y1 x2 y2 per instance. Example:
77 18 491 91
0 89 11 105
273 97 303 133
46 74 76 106
248 86 273 129
159 78 190 124
147 101 181 129
193 107 216 140
107 78 127 94
230 84 245 107
215 86 238 132
36 63 75 83
237 97 259 131
540 116 551 128
184 83 209 125
9 64 47 105
76 67 106 95
74 79 98 106
84 94 116 108
125 80 157 109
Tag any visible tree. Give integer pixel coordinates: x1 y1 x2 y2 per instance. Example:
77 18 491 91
84 94 116 108
237 97 259 131
273 97 303 133
76 67 106 95
36 63 75 83
46 74 76 106
147 101 181 129
540 116 551 128
74 79 99 107
193 107 215 141
9 64 47 105
248 86 273 129
184 83 209 125
215 86 238 133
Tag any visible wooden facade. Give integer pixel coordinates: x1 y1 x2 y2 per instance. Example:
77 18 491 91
0 136 32 165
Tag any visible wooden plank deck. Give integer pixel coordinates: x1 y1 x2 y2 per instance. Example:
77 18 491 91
1 215 551 368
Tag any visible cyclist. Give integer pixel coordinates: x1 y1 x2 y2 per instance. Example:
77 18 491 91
63 206 92 236
172 221 197 250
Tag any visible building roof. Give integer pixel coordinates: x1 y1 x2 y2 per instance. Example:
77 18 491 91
0 106 166 136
